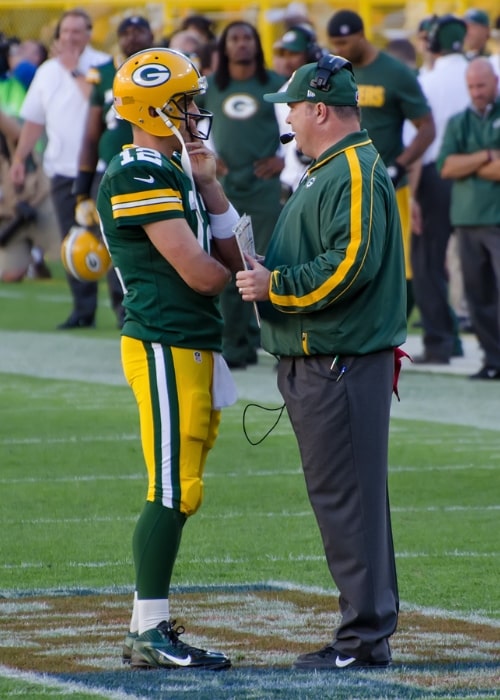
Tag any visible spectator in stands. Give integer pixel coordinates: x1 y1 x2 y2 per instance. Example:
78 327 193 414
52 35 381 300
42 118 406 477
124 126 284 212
10 8 110 329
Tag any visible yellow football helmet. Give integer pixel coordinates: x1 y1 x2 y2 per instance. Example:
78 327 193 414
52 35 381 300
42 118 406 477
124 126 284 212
113 48 212 138
61 226 111 282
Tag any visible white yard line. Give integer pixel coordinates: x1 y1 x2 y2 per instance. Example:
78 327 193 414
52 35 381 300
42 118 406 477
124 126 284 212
0 664 145 699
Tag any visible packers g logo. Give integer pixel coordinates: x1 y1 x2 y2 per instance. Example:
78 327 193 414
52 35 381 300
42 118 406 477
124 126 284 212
223 94 258 120
132 63 171 87
85 252 102 273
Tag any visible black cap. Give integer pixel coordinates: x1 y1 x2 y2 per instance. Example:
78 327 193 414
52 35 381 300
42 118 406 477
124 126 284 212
327 10 364 37
117 16 151 35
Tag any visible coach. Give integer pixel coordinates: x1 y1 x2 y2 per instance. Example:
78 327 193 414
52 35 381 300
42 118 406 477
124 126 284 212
236 55 406 669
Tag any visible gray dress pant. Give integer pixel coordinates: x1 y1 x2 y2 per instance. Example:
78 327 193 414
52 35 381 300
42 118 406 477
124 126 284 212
277 350 398 663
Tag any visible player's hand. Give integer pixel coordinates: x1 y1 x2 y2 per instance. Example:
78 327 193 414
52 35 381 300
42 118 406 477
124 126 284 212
185 140 217 186
75 197 99 227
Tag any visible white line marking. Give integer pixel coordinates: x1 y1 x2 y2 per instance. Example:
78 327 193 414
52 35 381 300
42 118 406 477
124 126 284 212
1 550 498 574
0 505 497 525
0 663 146 699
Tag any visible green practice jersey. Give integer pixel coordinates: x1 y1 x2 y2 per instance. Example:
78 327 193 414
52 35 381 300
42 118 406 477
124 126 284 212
87 60 132 168
198 71 285 199
354 52 430 167
97 146 223 349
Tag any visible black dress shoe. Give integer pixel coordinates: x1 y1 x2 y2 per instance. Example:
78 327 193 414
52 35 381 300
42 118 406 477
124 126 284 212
225 359 247 370
57 313 95 330
470 366 500 380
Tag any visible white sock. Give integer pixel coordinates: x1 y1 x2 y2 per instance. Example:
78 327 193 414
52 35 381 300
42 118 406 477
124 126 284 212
129 591 139 634
137 598 170 635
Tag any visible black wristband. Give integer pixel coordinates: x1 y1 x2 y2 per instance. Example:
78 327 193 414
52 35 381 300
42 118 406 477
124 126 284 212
72 170 94 197
387 162 407 189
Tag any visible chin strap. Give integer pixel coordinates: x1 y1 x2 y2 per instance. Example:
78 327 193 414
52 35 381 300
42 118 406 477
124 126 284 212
154 108 207 250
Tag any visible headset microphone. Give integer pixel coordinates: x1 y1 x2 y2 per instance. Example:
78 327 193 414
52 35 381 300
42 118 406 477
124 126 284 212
280 132 295 144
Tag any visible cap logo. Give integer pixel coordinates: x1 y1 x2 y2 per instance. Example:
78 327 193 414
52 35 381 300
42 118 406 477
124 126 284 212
132 63 171 87
307 89 316 98
339 24 351 35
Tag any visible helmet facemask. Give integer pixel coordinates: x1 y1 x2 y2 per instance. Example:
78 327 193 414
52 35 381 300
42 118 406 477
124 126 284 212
159 87 213 141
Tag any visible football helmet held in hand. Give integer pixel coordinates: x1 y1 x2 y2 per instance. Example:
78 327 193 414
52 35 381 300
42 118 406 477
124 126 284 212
113 48 213 139
61 226 111 281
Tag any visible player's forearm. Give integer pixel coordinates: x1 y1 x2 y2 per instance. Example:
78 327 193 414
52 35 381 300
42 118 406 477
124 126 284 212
198 178 232 215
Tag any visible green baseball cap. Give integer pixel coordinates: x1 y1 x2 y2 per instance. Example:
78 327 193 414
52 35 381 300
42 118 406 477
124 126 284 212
274 26 312 53
264 57 358 106
464 8 490 27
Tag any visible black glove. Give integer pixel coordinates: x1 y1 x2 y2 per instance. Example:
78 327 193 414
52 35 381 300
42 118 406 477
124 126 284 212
387 161 407 189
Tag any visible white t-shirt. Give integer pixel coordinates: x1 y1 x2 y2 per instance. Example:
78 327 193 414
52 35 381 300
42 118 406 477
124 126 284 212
418 53 470 164
274 83 308 192
20 45 110 178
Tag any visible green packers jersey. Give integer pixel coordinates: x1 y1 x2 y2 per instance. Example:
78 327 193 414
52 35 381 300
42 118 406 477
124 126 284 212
354 52 430 167
87 60 132 167
96 146 223 349
197 71 285 200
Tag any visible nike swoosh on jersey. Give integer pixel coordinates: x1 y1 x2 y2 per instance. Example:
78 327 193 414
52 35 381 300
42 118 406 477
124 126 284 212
335 655 356 668
156 649 192 666
133 175 155 183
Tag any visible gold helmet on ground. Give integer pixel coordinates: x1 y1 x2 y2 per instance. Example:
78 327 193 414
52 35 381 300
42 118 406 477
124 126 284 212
113 47 212 138
61 226 111 282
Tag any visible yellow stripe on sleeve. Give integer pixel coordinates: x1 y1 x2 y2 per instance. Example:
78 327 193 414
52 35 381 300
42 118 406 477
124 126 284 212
269 147 366 309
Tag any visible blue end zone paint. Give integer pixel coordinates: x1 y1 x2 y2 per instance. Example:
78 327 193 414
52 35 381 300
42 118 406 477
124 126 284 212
53 666 500 700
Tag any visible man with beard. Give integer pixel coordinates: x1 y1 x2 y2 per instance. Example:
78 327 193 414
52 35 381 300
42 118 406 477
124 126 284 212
196 21 285 369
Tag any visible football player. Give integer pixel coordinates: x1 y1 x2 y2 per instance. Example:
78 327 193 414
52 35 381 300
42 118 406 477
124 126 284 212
96 48 242 670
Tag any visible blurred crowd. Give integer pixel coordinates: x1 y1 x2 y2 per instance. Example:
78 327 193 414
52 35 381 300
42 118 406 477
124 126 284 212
1 5 499 378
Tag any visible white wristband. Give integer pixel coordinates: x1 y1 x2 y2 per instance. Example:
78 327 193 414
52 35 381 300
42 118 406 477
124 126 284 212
209 204 239 239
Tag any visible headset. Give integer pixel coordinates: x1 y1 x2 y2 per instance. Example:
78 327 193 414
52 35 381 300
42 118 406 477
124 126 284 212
291 24 324 62
310 53 353 91
427 14 466 54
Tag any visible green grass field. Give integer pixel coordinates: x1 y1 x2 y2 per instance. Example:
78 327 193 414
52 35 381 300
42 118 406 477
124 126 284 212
0 268 498 699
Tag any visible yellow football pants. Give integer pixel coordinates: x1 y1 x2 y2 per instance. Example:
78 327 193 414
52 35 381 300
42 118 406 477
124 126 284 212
121 336 221 516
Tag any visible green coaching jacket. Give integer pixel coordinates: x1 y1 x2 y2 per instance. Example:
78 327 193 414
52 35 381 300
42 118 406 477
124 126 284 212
259 129 407 357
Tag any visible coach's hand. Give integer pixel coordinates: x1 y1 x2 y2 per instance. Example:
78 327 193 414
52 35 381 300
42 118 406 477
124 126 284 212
236 255 271 302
